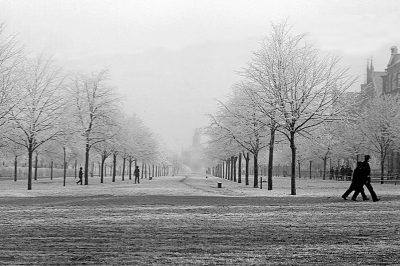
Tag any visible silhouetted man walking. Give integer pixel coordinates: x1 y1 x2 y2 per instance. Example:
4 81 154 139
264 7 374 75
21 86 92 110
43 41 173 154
361 155 380 202
342 162 368 201
76 167 83 185
134 166 140 184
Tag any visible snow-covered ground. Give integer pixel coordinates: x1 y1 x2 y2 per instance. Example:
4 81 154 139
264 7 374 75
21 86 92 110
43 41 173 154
1 174 399 265
1 174 399 199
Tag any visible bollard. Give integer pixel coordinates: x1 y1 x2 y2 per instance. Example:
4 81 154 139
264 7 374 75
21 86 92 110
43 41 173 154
217 182 222 188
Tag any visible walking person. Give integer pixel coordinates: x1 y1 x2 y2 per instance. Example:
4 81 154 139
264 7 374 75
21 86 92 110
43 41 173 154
134 166 140 184
361 155 380 202
342 162 368 201
76 167 83 185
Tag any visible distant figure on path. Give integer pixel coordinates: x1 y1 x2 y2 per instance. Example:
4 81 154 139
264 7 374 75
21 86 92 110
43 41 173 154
361 155 380 202
340 165 346 180
334 167 339 180
76 167 83 185
342 162 368 201
134 166 140 184
329 167 334 180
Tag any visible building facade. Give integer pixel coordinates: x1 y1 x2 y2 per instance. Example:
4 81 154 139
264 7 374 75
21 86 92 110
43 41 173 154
361 46 400 174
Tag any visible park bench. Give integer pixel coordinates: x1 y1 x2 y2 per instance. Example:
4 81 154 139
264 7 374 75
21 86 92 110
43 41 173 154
370 174 400 185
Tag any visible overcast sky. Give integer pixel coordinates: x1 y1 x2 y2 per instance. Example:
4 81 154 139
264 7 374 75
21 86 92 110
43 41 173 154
1 0 400 152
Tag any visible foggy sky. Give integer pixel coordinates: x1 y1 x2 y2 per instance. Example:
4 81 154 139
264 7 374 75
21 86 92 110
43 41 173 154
1 0 400 152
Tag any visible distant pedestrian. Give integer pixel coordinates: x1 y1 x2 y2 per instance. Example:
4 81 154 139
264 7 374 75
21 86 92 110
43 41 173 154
342 162 368 201
334 167 339 180
329 167 334 180
134 166 140 184
340 165 346 180
361 155 380 202
76 167 83 185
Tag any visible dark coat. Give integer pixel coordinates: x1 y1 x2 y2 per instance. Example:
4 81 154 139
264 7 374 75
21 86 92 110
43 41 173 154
134 168 140 177
352 162 365 185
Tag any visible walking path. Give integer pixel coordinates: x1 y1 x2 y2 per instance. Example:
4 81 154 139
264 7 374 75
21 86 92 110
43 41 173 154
1 173 400 199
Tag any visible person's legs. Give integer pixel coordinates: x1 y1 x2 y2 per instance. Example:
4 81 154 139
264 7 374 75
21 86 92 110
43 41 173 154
360 188 369 200
342 184 355 199
365 183 379 201
351 189 360 200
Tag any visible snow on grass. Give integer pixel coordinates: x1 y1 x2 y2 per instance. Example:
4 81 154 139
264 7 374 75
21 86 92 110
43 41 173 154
0 174 399 198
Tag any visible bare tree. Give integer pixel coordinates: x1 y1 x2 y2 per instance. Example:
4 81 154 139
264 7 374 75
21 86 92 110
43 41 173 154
71 70 119 185
208 88 270 188
0 23 22 137
358 95 400 182
244 22 355 195
8 56 66 190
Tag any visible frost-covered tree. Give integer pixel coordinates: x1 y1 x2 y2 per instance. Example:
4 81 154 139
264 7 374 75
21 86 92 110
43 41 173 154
8 56 66 190
70 70 119 185
358 95 400 182
209 88 270 187
0 23 21 141
244 22 355 195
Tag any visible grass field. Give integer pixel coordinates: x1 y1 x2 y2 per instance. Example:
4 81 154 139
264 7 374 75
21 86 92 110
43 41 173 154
0 175 399 265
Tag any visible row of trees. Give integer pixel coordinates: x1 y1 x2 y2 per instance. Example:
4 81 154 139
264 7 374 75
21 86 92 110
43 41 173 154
205 22 400 195
0 23 169 190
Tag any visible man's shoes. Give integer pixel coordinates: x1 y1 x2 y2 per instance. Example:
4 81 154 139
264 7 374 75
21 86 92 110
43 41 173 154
341 195 347 200
373 198 380 202
351 198 357 201
363 198 370 201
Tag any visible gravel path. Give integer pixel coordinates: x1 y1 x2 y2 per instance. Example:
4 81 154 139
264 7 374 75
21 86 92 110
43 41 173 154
1 175 400 265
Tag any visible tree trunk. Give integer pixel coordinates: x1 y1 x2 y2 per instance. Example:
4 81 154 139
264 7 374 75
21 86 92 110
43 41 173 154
381 151 385 184
84 142 90 185
245 152 250 186
63 147 67 187
129 159 132 180
323 156 327 180
268 132 275 190
233 156 237 182
309 160 312 179
290 132 296 195
141 162 144 179
74 159 77 179
28 149 33 190
253 151 258 188
14 155 17 182
112 153 116 182
34 154 38 181
50 160 53 180
238 153 242 183
101 156 105 183
122 157 126 181
149 164 151 179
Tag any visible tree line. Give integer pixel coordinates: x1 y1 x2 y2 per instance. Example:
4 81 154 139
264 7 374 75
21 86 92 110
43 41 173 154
0 23 170 190
205 22 400 195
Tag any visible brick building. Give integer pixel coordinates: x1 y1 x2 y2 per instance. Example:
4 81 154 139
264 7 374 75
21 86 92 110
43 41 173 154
360 46 400 174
